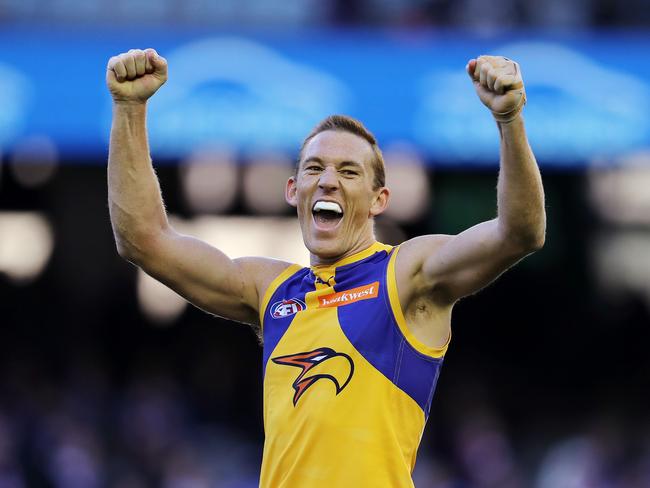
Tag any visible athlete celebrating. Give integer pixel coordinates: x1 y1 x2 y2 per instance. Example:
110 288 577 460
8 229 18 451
107 48 545 487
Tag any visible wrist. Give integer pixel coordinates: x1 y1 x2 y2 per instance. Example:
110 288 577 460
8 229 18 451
495 112 526 139
491 104 524 124
112 100 148 116
113 98 147 107
495 112 524 127
491 92 527 124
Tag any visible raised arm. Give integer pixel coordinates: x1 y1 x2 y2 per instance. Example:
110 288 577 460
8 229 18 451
106 48 289 326
398 55 546 309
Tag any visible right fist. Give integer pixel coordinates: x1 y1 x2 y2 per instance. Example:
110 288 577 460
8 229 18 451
106 48 167 104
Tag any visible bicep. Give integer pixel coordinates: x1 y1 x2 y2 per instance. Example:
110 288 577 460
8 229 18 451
414 219 533 302
133 228 276 325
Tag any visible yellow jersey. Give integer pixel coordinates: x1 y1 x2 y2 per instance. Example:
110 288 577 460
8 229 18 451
259 242 449 487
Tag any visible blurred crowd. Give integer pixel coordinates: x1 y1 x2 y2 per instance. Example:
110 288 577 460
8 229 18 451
0 353 262 488
0 353 649 488
0 0 648 27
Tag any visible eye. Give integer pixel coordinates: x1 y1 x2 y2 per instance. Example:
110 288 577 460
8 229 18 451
304 165 322 172
340 169 358 176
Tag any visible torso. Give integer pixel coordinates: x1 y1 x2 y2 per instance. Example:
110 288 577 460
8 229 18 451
257 242 450 487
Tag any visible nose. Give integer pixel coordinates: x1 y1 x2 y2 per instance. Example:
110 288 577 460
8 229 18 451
318 166 339 192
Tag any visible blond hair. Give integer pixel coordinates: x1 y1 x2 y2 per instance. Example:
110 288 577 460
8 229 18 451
298 115 386 190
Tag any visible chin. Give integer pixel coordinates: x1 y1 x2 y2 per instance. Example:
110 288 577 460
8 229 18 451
304 235 345 260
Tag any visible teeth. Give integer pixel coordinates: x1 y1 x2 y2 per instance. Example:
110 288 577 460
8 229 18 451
313 201 343 214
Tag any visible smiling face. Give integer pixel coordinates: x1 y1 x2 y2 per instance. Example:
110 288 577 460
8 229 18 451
286 130 390 265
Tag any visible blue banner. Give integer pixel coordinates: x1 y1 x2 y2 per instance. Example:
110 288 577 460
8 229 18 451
1 27 649 165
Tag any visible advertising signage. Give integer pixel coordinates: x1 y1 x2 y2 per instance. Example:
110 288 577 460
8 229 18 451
1 27 648 166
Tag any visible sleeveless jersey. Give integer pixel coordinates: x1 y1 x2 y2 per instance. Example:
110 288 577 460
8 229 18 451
259 242 449 487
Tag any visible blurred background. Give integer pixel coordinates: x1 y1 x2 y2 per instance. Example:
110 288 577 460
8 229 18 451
1 0 650 486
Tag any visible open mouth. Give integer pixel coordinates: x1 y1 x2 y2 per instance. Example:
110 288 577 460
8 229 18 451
312 200 344 230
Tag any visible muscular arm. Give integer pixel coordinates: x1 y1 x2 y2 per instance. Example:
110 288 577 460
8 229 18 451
401 115 545 301
107 49 288 326
397 56 545 322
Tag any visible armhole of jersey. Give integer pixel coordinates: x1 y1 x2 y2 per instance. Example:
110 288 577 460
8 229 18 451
386 246 450 359
259 263 303 331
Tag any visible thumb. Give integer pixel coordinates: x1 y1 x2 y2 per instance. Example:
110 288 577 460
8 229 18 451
145 48 167 76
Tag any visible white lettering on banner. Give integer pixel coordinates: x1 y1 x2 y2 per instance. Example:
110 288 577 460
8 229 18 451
318 282 379 308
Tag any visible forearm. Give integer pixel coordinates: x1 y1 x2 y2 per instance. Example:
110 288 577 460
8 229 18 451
496 116 546 249
108 102 169 260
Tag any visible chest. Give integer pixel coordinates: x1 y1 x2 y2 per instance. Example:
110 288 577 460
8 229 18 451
263 259 390 362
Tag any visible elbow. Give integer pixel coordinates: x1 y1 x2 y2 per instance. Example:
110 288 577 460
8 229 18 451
114 236 142 265
514 227 546 254
500 222 546 255
114 229 161 266
111 217 169 265
527 215 547 252
527 232 545 252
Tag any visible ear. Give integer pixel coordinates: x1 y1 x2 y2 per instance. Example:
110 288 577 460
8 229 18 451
285 176 298 208
369 187 390 217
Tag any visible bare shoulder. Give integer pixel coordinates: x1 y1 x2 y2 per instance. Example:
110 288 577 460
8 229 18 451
392 235 455 350
394 235 453 286
234 256 301 308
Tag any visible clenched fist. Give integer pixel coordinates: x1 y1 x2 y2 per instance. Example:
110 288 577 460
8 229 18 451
467 55 526 123
106 48 167 104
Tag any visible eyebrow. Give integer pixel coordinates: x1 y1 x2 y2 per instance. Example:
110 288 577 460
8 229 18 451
302 157 323 166
339 161 363 169
302 157 363 169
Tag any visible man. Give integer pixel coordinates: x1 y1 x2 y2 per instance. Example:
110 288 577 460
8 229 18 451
107 48 545 487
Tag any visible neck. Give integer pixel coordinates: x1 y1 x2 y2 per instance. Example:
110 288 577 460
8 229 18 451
309 235 378 267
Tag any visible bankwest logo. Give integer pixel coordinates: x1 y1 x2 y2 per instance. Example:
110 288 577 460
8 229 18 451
318 282 379 308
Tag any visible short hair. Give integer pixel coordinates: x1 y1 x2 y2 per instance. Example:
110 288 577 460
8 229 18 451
297 115 386 190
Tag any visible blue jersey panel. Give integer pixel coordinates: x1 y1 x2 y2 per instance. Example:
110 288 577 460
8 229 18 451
335 249 444 416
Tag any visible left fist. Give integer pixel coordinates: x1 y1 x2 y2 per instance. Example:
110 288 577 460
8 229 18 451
467 55 526 123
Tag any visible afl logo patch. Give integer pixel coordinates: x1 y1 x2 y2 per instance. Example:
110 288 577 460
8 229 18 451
271 298 306 318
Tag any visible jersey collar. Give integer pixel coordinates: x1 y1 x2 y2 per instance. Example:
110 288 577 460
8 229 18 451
311 241 393 272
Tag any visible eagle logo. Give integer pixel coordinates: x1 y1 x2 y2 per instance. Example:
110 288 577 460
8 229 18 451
271 347 354 406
